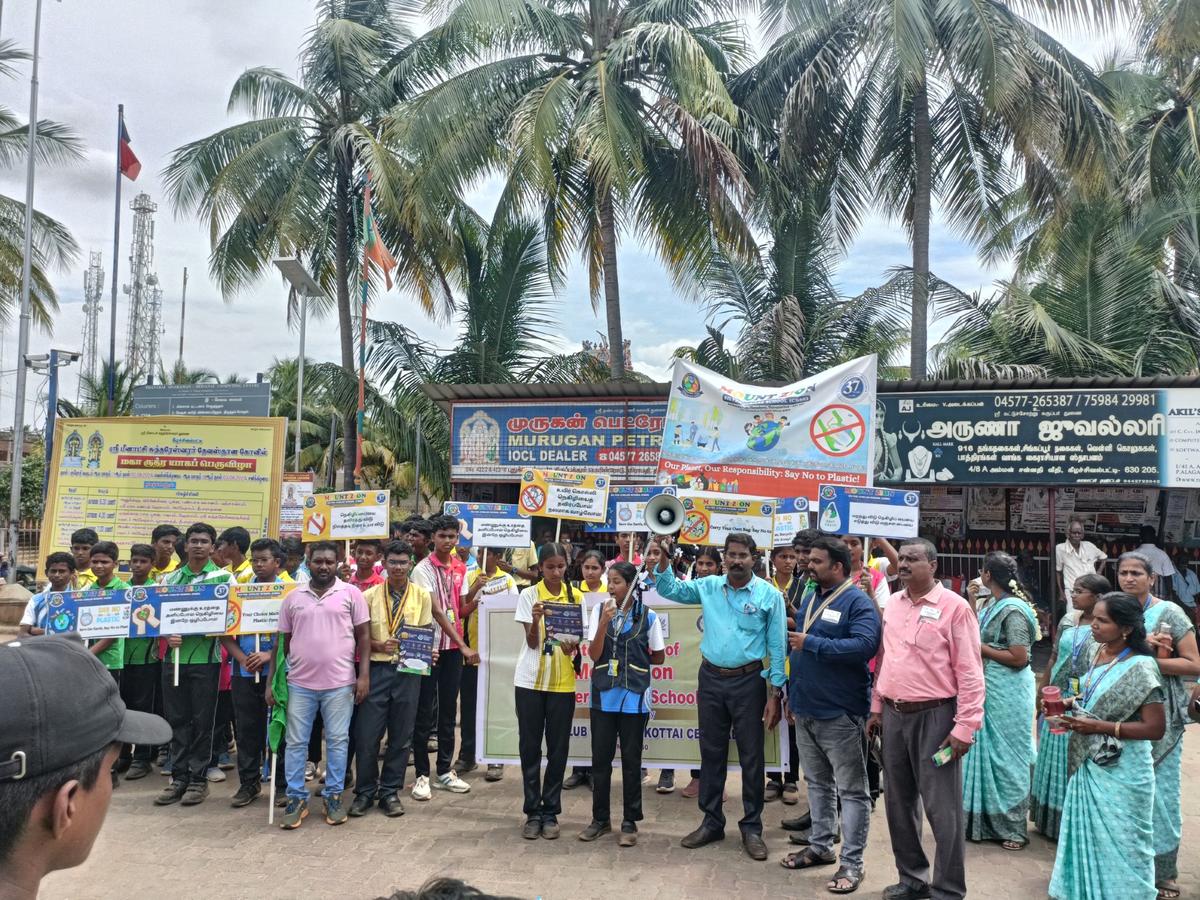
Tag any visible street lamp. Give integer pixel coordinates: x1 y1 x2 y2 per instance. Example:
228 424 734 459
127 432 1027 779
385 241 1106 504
26 349 80 500
273 258 323 471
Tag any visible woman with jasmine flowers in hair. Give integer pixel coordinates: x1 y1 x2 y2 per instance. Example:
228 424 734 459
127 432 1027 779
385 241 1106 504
962 551 1039 850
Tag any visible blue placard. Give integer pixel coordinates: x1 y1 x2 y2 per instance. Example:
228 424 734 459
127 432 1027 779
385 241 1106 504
543 601 585 641
123 583 232 638
443 501 532 549
395 624 435 676
584 484 678 533
44 589 130 640
817 485 921 538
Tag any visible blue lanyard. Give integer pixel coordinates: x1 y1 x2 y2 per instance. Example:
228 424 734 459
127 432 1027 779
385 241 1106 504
1080 648 1131 707
978 597 1005 634
1068 619 1091 672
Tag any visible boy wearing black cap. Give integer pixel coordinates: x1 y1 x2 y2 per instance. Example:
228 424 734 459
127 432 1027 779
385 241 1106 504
0 636 171 897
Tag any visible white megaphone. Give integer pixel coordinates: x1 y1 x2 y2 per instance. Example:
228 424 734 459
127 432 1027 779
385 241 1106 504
644 493 686 535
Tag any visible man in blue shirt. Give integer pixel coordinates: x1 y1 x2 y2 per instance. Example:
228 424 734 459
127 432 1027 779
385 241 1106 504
781 536 881 892
651 531 787 862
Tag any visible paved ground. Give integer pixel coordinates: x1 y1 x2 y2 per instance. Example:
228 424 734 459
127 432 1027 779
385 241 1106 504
41 739 1200 900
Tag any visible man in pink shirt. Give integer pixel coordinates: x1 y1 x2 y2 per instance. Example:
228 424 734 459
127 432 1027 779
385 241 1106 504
277 541 371 830
866 538 983 900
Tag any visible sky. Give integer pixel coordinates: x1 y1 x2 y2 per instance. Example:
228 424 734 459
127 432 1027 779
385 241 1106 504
0 1 1114 434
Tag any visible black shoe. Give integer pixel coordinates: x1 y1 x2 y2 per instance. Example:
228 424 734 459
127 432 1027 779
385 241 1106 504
782 810 812 831
656 770 675 794
180 781 209 806
541 817 561 840
742 832 768 861
563 771 588 790
154 747 168 767
379 793 405 817
126 760 153 780
452 758 477 774
681 825 725 849
230 784 261 808
578 820 612 842
115 756 132 774
349 794 374 817
522 818 542 840
154 781 188 806
882 884 932 900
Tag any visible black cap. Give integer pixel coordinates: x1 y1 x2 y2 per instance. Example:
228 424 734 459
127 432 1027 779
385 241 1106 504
0 635 172 782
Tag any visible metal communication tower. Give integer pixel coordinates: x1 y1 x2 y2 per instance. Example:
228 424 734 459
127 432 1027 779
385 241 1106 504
122 192 160 378
79 251 104 399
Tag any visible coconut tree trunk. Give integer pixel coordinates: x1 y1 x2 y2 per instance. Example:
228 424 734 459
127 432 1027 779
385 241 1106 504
598 187 626 379
910 78 932 381
334 163 358 489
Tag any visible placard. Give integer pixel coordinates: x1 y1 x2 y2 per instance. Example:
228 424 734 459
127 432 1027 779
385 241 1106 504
44 589 131 639
543 601 586 641
771 497 810 547
396 624 435 676
123 583 231 637
657 356 877 501
584 484 678 533
677 491 776 548
223 582 298 635
818 485 920 538
279 473 314 539
443 501 531 549
302 490 391 541
517 469 610 522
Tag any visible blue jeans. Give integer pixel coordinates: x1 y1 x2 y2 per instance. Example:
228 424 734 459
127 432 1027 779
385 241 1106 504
793 713 872 871
285 684 354 800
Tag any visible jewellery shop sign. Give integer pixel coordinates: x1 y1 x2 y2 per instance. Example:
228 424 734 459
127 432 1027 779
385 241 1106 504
873 388 1200 488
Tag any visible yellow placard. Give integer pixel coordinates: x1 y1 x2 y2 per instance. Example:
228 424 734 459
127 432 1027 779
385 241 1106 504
517 468 610 522
677 491 777 547
301 489 391 542
40 416 285 572
224 581 298 635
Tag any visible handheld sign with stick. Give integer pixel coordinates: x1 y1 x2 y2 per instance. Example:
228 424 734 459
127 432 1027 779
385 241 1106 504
254 634 261 684
173 646 180 687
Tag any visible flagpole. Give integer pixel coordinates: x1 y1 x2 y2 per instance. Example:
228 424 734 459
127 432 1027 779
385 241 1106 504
355 277 366 488
107 105 124 408
7 0 45 571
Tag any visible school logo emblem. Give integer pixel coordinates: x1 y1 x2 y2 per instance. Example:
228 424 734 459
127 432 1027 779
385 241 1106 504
679 372 702 397
839 375 866 400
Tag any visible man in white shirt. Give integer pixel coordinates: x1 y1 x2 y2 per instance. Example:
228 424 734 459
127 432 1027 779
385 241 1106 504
1135 525 1177 578
1055 518 1106 603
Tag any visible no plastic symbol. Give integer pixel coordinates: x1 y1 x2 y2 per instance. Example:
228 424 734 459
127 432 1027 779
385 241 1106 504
810 404 866 457
519 485 546 513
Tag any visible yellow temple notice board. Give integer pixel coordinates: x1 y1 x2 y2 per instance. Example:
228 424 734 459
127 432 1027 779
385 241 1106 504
41 417 286 561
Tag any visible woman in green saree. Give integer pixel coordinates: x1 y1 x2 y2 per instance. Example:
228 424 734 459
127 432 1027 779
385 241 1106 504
963 551 1039 850
1117 551 1200 900
1030 572 1108 840
1049 591 1166 900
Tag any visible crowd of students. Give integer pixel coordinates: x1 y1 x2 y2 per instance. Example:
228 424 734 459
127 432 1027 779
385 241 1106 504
16 515 1200 899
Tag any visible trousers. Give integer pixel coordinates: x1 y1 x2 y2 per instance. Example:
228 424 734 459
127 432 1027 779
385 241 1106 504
590 709 648 824
161 663 219 785
354 663 422 797
697 664 767 836
515 687 574 820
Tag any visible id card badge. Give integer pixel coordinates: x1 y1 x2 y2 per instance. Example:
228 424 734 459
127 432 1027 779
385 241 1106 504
1068 677 1080 696
445 608 457 626
919 606 942 621
608 658 619 676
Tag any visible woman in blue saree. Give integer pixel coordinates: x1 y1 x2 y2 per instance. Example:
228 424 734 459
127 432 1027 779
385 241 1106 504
1030 572 1108 840
1050 591 1166 900
963 551 1039 849
1117 551 1200 900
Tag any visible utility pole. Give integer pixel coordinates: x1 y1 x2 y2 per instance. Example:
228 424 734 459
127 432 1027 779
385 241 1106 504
8 0 46 568
177 267 188 363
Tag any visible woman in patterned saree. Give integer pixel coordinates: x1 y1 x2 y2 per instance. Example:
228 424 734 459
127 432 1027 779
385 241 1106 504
1030 572 1108 840
1049 592 1165 900
963 551 1039 850
1117 551 1200 900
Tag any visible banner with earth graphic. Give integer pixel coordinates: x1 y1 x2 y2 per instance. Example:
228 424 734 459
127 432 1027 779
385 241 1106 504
655 356 878 501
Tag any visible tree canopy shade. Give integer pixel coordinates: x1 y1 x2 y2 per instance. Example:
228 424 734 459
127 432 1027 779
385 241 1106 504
392 0 757 378
164 0 460 488
734 0 1123 378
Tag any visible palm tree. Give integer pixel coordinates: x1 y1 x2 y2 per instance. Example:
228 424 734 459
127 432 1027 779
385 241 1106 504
164 0 459 488
157 360 220 384
0 40 83 327
677 199 908 380
393 0 756 379
58 361 140 417
736 0 1122 378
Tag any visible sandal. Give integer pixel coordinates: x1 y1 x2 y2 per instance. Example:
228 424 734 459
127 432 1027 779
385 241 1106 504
1001 840 1025 851
781 848 837 870
828 866 863 894
1156 884 1181 900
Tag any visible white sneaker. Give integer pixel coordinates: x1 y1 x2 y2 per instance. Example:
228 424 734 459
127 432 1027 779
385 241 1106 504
205 766 227 783
304 761 317 782
412 775 432 801
434 771 471 794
